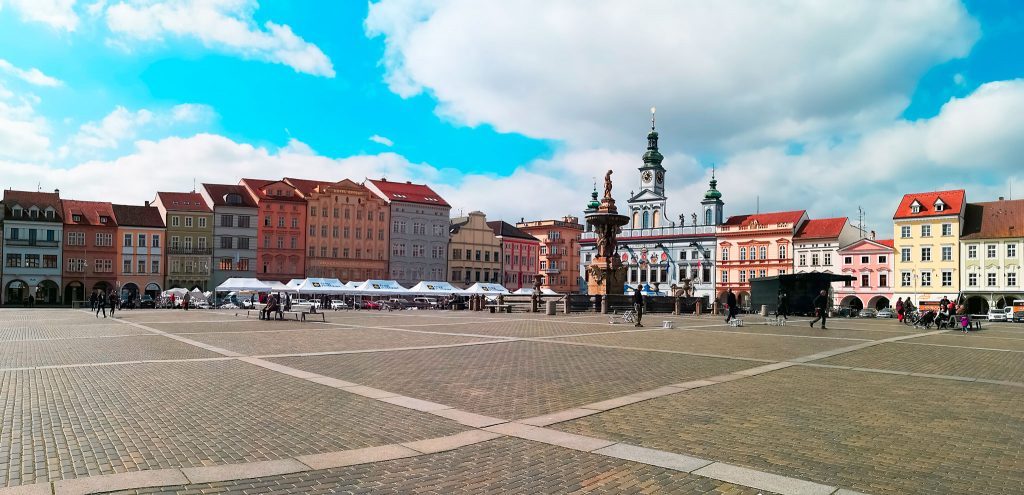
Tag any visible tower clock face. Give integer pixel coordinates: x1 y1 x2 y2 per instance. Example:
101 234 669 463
642 171 653 182
656 171 664 184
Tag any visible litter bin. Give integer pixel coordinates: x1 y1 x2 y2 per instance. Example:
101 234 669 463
760 304 768 316
545 300 556 315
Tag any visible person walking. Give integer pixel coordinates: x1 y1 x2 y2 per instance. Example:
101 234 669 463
725 290 738 323
632 286 645 327
776 290 789 320
182 291 191 311
896 297 904 322
108 291 118 318
89 291 98 311
809 290 829 329
96 291 107 318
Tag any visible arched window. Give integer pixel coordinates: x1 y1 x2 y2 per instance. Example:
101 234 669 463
759 246 767 259
740 247 746 260
633 211 640 227
652 210 659 228
705 209 713 225
642 211 650 229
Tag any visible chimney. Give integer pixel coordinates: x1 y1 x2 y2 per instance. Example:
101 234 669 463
998 196 1005 201
144 201 150 207
54 188 60 195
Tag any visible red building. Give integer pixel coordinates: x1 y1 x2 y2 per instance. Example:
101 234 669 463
61 200 119 302
239 178 308 282
716 210 808 305
517 216 584 294
488 221 540 291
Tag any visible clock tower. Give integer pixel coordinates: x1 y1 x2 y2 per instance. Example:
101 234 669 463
627 108 668 229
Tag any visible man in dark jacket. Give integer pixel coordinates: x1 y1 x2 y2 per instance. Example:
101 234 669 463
632 287 644 327
725 290 738 323
809 290 829 329
776 290 789 320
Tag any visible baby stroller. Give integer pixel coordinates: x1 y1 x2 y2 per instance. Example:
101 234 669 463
914 310 937 329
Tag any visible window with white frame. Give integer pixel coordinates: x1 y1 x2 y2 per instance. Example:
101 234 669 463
759 246 767 259
900 225 911 238
859 256 867 264
721 270 729 283
921 247 931 262
171 216 180 227
901 248 911 262
739 271 746 283
778 245 786 259
901 271 912 287
184 216 193 228
721 248 729 261
824 252 831 265
1008 272 1018 286
1008 244 1017 258
987 272 997 286
968 273 978 287
799 253 807 266
921 271 931 287
941 270 952 286
879 255 887 264
739 247 746 260
941 246 952 261
941 223 952 236
967 245 977 259
811 253 819 266
921 225 931 237
198 217 207 228
987 244 996 258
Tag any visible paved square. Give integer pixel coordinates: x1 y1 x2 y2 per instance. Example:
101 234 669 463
1 308 1022 495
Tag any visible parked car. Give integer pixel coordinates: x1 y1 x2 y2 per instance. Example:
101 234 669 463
413 297 438 309
987 307 1010 322
356 300 380 310
876 308 895 319
330 300 348 310
858 308 878 318
836 307 858 318
139 295 156 309
384 298 409 310
1011 300 1024 323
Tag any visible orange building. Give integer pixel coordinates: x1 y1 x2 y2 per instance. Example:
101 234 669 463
61 200 119 302
716 210 808 305
291 178 390 281
239 178 307 282
517 216 584 294
112 203 166 301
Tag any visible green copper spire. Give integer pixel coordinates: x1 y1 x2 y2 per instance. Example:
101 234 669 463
587 184 601 210
641 106 663 169
704 166 722 200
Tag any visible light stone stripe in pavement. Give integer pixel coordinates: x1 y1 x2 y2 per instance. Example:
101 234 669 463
895 340 1024 353
247 338 516 359
53 469 190 495
593 443 713 472
693 462 836 495
530 337 776 363
180 459 310 484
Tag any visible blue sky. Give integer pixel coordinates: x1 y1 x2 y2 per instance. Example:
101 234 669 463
0 1 1022 231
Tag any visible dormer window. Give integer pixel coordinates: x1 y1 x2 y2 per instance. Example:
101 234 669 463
12 206 22 217
44 209 54 219
72 214 82 222
934 199 946 212
99 216 109 224
910 200 922 214
29 207 39 218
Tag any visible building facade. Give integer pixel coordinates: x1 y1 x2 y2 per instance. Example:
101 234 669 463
892 190 965 309
580 119 723 300
1 190 63 305
960 198 1023 313
112 203 166 300
793 217 859 293
717 210 808 306
834 238 895 311
201 184 258 288
449 211 501 287
61 200 119 303
240 178 307 283
487 221 540 291
294 178 390 282
153 192 214 291
366 179 450 286
517 216 582 294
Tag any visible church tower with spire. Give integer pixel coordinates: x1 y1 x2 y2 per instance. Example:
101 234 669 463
627 108 668 230
701 168 724 226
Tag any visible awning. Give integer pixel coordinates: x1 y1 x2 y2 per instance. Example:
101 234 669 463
215 278 273 292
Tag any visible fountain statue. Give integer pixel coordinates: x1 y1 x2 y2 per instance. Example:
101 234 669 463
586 170 631 295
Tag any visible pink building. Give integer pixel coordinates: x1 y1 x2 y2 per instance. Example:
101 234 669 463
834 238 895 311
487 221 540 291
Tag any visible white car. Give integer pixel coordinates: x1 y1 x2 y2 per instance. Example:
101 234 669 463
987 307 1011 322
330 300 348 310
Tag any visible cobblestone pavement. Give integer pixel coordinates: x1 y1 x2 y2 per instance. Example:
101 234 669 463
271 340 752 419
556 366 1024 495
819 341 1024 383
2 308 1022 494
103 438 772 495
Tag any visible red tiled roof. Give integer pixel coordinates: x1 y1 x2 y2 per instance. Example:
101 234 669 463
239 178 305 202
366 178 450 207
794 217 847 239
722 210 805 227
283 177 334 197
487 221 539 241
892 189 965 219
961 199 1024 239
2 190 63 220
876 239 894 248
112 204 165 228
155 192 212 212
202 183 258 208
62 200 117 226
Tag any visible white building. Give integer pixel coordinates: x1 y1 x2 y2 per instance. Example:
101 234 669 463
2 190 64 305
793 217 859 295
960 198 1023 313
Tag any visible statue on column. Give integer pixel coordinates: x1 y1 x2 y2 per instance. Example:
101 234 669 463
603 170 614 201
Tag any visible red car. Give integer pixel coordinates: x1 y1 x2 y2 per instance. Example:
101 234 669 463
358 300 380 310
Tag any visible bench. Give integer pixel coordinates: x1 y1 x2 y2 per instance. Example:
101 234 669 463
485 304 513 313
301 312 326 322
969 315 985 330
239 308 299 320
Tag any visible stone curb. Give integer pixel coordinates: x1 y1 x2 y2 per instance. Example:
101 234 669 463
593 443 712 473
693 462 836 495
52 468 189 495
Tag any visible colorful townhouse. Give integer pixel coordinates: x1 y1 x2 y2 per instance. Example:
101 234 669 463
239 178 307 283
112 203 166 301
152 192 214 291
1 190 63 305
449 211 502 287
834 237 895 311
793 217 859 298
366 178 450 286
488 220 540 291
291 178 390 282
892 189 966 310
517 216 582 294
201 184 258 288
716 210 807 306
959 198 1023 313
61 200 118 303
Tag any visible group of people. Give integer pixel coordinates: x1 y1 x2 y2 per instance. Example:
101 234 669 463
258 292 291 320
896 296 970 332
89 290 120 318
721 288 829 328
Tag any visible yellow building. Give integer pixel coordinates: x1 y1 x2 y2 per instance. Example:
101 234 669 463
892 189 965 309
448 211 502 288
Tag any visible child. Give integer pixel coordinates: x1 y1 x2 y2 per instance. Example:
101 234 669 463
960 314 970 334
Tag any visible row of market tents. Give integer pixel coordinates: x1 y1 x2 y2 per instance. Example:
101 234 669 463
211 278 561 297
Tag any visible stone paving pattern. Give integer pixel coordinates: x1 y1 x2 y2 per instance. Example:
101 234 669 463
556 366 1024 494
102 438 772 495
0 336 220 368
180 327 495 356
272 340 752 419
0 359 463 486
819 342 1024 382
897 333 1024 352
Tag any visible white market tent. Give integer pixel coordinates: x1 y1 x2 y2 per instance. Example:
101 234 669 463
163 288 188 297
512 287 560 295
352 280 408 296
463 283 510 295
345 281 363 289
407 281 461 296
215 278 273 292
286 279 305 288
266 281 298 293
294 278 351 294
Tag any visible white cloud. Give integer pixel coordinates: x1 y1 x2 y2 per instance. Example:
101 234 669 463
367 0 978 151
1 0 79 31
104 0 335 77
63 103 214 155
0 86 52 161
369 134 394 147
0 59 63 87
